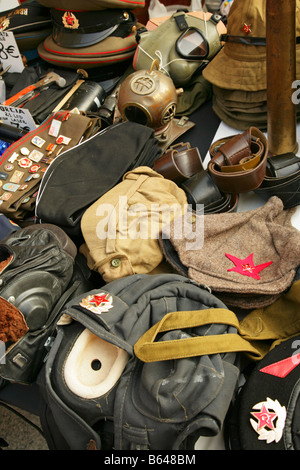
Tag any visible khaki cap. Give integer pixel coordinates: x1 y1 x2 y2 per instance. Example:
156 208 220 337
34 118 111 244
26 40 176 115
203 0 300 91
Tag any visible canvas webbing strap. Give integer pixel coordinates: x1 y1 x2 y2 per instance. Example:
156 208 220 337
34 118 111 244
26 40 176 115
134 308 262 362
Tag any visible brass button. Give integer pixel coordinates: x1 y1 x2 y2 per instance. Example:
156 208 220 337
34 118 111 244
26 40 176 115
111 258 121 268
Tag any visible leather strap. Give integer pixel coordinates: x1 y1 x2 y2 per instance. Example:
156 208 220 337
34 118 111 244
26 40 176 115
254 152 300 208
181 169 238 213
207 127 269 194
153 142 203 184
155 117 195 153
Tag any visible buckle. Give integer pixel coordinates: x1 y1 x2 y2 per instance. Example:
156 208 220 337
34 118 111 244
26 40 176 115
266 152 300 178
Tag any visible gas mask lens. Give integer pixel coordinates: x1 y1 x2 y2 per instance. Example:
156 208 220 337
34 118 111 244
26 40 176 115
176 27 209 59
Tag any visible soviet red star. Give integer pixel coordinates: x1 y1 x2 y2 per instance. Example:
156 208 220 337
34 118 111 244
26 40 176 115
251 404 277 430
65 12 75 26
243 23 252 34
225 253 273 280
89 294 110 307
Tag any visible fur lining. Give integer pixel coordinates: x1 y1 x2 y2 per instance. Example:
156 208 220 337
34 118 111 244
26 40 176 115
0 296 28 343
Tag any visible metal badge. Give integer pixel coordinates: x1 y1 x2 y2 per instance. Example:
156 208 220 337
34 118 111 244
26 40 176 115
250 398 286 444
243 23 252 34
79 293 113 315
10 170 24 183
31 136 46 148
0 192 12 201
29 149 44 162
29 164 41 173
8 152 19 163
0 171 8 180
4 164 14 172
48 119 62 137
20 147 30 156
0 18 10 32
56 135 71 145
18 157 32 168
62 11 79 29
3 183 20 192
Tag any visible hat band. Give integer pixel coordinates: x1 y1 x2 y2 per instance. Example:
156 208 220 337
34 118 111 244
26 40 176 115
221 34 300 46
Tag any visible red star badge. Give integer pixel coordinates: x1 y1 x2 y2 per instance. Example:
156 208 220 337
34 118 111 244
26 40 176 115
243 23 252 34
251 404 277 431
89 294 110 307
66 12 74 26
225 253 273 280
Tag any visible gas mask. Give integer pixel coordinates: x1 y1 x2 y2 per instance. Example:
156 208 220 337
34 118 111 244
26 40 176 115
133 10 224 86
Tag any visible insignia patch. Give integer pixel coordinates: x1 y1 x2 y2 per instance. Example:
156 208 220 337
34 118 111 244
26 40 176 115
225 253 273 280
80 293 113 315
0 19 10 31
62 11 79 29
243 23 252 34
250 397 286 444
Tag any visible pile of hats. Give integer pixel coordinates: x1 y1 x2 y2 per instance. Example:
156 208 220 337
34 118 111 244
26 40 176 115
202 0 300 131
36 0 145 79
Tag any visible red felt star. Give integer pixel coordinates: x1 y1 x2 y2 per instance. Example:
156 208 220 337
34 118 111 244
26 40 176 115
251 404 277 430
89 294 110 307
225 253 273 280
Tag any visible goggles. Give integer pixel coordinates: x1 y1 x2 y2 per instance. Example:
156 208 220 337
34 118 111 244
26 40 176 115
175 27 209 60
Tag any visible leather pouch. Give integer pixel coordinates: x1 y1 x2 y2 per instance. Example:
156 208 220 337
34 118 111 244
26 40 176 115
0 110 100 223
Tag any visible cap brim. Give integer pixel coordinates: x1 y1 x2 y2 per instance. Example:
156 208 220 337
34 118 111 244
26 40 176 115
203 44 300 91
52 24 118 48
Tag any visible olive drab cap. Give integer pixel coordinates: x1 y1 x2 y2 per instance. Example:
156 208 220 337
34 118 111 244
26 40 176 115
36 0 145 10
203 0 300 91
